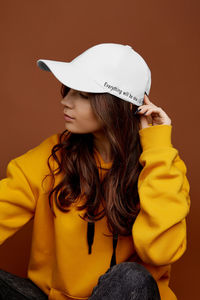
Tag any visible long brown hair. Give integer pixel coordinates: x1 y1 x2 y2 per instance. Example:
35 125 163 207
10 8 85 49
42 84 143 237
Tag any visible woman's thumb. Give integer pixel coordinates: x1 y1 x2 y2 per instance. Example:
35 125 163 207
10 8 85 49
139 115 149 130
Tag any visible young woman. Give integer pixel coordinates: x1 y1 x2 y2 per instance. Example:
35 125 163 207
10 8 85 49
0 43 190 300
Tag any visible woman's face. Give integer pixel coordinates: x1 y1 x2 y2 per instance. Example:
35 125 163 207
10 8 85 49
60 88 104 134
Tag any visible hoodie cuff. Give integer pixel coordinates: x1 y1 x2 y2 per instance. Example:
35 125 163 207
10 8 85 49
139 124 173 151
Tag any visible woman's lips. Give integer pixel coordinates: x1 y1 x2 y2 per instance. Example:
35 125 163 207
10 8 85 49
64 114 75 121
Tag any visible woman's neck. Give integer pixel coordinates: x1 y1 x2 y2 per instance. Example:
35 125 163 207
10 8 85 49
93 130 112 163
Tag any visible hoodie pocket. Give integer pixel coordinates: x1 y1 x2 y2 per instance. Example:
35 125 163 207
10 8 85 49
49 287 89 300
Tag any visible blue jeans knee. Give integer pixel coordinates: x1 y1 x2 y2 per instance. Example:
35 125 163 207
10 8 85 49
89 262 161 300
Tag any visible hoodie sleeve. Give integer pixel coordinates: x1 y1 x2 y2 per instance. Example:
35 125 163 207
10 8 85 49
0 159 36 245
132 124 191 266
0 133 59 246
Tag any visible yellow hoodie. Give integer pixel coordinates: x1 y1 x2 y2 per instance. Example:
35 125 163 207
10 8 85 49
0 124 191 300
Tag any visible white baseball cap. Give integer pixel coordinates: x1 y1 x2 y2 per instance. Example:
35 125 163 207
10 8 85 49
37 43 151 106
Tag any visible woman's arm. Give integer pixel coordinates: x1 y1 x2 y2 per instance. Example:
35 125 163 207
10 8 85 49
0 159 36 245
132 124 191 266
0 133 58 246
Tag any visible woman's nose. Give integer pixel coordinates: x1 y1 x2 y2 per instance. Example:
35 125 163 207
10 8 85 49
61 96 73 108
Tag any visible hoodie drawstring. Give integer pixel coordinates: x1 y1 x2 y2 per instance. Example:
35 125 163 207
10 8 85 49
87 221 118 267
110 233 118 267
87 221 95 254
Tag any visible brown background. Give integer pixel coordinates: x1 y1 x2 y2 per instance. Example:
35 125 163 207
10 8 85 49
0 0 199 299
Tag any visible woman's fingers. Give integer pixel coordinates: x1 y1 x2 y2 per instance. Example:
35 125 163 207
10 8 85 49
139 107 160 116
136 94 172 128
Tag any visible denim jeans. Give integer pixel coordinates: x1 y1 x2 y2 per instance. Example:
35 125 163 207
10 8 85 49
0 268 48 299
88 262 161 300
0 262 161 299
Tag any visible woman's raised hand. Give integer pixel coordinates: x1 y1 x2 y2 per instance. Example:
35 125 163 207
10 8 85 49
136 93 172 130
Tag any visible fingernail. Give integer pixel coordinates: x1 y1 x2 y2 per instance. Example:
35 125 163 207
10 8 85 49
134 108 142 115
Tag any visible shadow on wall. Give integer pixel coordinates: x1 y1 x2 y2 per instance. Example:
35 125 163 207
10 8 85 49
0 219 33 277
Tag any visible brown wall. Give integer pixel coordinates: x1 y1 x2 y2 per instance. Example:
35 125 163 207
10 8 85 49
0 0 199 299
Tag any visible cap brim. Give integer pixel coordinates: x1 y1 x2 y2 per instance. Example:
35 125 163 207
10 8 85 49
37 59 105 93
